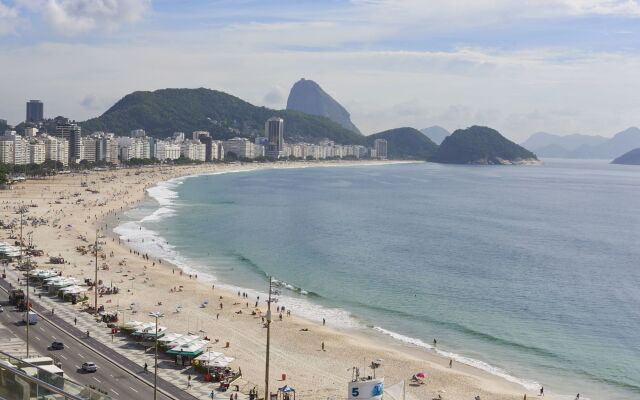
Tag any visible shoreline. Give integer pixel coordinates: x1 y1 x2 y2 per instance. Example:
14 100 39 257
110 162 540 395
1 160 541 400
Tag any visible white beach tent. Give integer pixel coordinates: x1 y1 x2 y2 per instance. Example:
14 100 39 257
194 351 223 363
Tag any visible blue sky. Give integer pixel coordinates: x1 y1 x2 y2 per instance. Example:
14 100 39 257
1 0 640 140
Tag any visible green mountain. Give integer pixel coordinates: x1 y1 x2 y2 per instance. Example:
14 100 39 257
611 148 640 165
286 78 361 134
81 88 365 145
431 126 539 164
367 127 438 160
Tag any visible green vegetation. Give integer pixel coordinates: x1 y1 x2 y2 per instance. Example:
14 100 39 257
367 127 438 160
81 88 365 145
611 148 640 165
430 126 538 164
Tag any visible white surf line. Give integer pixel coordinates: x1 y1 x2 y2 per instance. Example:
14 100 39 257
129 386 138 393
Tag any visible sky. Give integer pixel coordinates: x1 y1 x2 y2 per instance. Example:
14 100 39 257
1 0 640 141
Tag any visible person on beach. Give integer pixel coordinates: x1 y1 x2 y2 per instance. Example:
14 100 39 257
323 318 325 326
575 395 579 400
321 341 325 351
449 359 452 368
539 387 544 396
144 362 148 372
74 317 77 325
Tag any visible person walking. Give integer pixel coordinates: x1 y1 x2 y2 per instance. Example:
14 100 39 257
144 362 148 372
321 341 325 351
449 359 452 368
322 318 326 326
540 386 544 397
74 317 77 325
187 374 192 388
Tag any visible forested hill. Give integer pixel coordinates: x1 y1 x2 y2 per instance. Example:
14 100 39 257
367 127 438 160
431 126 539 164
81 88 365 145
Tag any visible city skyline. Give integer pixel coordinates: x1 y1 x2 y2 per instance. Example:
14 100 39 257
1 1 640 140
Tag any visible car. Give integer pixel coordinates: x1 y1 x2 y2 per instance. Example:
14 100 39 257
81 362 97 372
51 341 64 350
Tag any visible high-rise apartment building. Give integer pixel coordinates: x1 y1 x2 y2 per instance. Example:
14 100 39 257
374 139 388 160
26 100 44 123
265 117 284 158
55 120 81 163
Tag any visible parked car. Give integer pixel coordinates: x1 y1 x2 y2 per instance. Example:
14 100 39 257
81 362 97 372
51 341 64 350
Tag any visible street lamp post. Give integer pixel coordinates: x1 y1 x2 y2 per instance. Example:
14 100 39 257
19 204 30 358
265 276 273 400
149 311 164 400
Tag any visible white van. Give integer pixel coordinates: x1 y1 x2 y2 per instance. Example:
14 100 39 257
22 311 37 325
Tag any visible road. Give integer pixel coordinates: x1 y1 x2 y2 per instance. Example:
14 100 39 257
0 287 191 400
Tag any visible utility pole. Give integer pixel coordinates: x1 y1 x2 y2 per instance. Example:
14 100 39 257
94 224 99 313
149 311 164 400
265 276 273 400
20 204 30 358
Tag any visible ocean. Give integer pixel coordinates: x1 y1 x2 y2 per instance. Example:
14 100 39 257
114 159 640 399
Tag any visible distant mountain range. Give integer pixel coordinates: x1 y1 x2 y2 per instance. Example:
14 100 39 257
521 128 640 160
420 126 450 144
611 148 640 165
432 126 538 165
81 88 365 145
70 83 541 165
286 79 361 134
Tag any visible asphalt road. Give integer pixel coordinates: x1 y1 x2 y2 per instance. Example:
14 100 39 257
0 289 177 400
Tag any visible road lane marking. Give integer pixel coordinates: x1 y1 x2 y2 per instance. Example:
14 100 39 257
77 353 83 358
34 336 41 341
93 377 101 383
59 355 67 360
111 389 120 396
39 327 44 332
129 386 138 393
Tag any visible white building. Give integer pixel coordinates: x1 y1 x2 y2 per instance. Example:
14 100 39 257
180 140 206 161
28 140 46 164
222 137 263 159
43 135 69 167
154 140 181 161
0 131 28 165
118 137 151 161
81 137 97 163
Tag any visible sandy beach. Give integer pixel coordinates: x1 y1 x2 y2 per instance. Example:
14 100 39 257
0 161 540 400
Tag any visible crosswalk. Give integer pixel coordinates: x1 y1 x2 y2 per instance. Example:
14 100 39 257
3 269 252 400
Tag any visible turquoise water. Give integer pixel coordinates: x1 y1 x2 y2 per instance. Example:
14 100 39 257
116 160 640 399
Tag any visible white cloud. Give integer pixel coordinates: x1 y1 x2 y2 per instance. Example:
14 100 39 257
19 0 151 35
0 1 19 35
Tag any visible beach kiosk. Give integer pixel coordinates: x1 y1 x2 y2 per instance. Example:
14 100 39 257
278 385 296 400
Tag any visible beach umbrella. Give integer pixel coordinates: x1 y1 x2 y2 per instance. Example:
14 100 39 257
415 372 427 379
